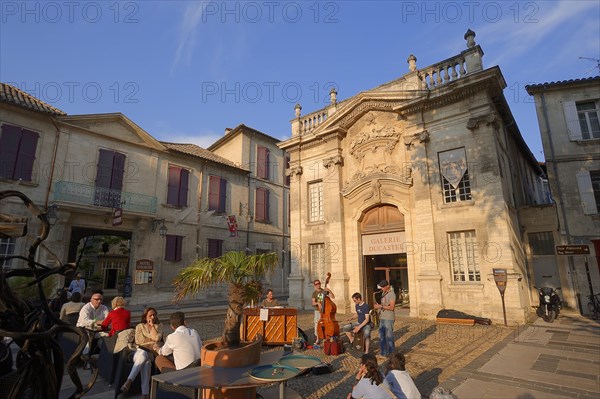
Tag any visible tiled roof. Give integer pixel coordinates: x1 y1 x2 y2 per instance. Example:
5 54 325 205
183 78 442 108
525 76 600 92
160 142 249 172
0 82 66 115
208 124 282 151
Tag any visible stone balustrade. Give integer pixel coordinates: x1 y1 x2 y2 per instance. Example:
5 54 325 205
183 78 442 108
299 110 328 134
420 55 468 89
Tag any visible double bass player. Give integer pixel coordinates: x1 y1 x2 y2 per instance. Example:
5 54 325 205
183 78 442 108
311 278 335 346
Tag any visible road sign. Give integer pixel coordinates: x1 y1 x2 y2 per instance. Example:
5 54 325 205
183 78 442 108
556 245 590 255
112 208 122 226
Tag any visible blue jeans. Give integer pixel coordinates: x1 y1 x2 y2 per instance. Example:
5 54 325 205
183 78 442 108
379 318 395 356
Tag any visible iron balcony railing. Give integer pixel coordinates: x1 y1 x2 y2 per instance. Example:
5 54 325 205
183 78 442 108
53 181 157 214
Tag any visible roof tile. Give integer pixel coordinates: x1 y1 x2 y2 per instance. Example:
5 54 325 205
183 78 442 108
1 82 66 115
160 142 248 172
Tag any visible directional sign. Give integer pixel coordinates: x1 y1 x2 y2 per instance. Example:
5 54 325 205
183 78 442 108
556 245 590 255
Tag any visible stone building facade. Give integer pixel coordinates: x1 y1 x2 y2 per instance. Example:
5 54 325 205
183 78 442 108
0 84 289 304
278 31 549 323
526 77 600 313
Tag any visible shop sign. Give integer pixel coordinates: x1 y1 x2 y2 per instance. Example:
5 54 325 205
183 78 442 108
362 232 406 255
136 259 154 270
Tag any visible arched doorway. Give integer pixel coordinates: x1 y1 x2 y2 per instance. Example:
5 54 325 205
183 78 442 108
359 205 409 310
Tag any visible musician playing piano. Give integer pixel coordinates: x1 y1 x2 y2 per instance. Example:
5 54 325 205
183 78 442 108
342 292 371 353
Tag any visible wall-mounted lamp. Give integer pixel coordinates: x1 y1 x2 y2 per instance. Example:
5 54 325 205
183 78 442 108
152 219 168 238
46 204 59 227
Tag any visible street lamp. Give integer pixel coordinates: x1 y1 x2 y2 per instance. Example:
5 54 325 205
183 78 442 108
152 219 168 238
46 204 59 227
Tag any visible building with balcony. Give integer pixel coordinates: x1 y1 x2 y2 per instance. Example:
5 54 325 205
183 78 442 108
278 30 551 323
526 77 600 313
1 84 290 304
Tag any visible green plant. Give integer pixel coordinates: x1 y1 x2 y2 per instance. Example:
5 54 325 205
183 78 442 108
8 274 58 301
173 251 278 348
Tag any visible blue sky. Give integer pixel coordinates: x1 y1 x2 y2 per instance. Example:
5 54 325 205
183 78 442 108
1 1 599 161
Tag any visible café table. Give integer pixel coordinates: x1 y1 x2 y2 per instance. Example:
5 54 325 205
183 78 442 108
149 349 301 399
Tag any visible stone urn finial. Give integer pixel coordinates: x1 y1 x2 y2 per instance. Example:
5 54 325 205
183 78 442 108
407 54 417 72
294 103 302 118
464 29 476 48
329 87 337 104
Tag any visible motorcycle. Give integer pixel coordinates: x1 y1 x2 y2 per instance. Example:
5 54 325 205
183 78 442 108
536 286 561 323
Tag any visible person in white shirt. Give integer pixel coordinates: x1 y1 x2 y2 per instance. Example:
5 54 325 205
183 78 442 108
76 290 109 329
384 352 422 399
154 311 202 372
68 272 86 298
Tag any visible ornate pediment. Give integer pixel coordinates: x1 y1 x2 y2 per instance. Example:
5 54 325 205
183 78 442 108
348 112 402 163
342 163 412 194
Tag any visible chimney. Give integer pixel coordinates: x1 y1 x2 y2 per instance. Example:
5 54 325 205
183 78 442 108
224 128 232 135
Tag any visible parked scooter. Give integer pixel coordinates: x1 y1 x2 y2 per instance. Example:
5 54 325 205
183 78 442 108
535 286 562 323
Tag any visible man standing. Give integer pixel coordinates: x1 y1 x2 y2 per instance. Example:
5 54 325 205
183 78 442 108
311 279 334 346
154 312 202 372
342 292 371 353
68 272 86 299
76 290 108 330
374 280 396 356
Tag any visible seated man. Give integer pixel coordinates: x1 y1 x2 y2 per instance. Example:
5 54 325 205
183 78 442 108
154 312 202 372
261 289 279 307
341 292 371 353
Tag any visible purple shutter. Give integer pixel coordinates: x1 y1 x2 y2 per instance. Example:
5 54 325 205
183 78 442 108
208 239 217 258
14 129 39 181
167 166 181 206
255 188 265 221
265 148 270 180
0 124 22 179
219 178 227 213
165 235 176 261
216 239 222 257
111 152 125 191
178 169 189 207
175 236 183 262
265 189 270 222
208 176 219 211
96 149 114 188
257 146 266 179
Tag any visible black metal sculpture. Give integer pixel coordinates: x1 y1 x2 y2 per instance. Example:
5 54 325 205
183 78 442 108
0 190 98 399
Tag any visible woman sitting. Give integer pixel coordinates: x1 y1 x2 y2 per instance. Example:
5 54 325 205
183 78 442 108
347 353 394 399
100 296 131 336
120 307 164 399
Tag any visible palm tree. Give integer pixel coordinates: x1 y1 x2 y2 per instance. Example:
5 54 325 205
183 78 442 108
173 251 279 348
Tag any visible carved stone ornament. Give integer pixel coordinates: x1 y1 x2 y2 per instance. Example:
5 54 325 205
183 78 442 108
343 163 412 190
323 155 344 169
285 166 303 176
404 130 429 149
467 113 498 131
349 123 401 162
364 179 392 203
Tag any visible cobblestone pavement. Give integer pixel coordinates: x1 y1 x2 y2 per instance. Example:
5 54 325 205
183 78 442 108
187 308 517 399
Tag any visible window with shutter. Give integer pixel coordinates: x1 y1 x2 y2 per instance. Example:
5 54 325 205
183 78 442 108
208 176 227 213
255 187 270 222
0 124 39 181
563 101 583 141
257 146 270 180
94 149 126 208
165 235 183 262
576 170 599 215
577 101 600 140
207 239 223 258
167 166 189 207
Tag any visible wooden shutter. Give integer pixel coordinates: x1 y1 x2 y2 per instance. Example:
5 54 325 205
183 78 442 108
257 146 270 179
111 151 126 191
0 124 22 179
95 149 114 188
563 101 583 141
14 129 39 181
167 166 181 206
255 188 265 221
576 171 597 214
208 176 220 211
219 178 227 213
178 168 189 207
265 189 270 222
208 239 222 258
165 235 183 261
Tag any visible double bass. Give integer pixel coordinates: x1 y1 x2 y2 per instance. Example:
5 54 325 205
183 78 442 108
317 272 340 340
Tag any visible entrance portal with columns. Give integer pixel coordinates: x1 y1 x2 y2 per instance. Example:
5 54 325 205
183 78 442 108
359 205 408 310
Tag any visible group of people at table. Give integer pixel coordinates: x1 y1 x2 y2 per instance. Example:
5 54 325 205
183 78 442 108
57 288 202 399
55 274 419 399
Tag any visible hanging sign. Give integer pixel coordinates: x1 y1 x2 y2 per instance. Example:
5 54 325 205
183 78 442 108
112 208 123 226
227 215 238 237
